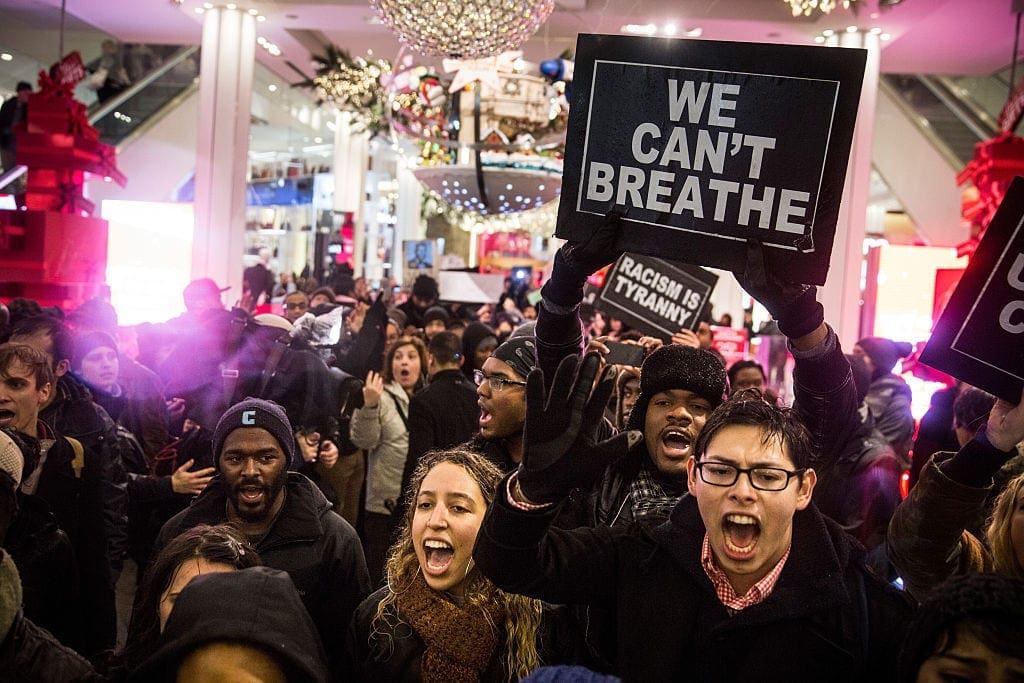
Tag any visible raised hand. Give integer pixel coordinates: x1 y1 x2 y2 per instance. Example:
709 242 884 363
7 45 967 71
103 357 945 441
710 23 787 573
363 370 384 408
734 239 823 341
171 459 215 496
518 353 642 504
985 387 1024 452
671 329 700 348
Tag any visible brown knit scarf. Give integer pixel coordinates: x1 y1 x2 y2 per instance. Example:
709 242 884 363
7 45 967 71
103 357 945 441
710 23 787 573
396 573 504 683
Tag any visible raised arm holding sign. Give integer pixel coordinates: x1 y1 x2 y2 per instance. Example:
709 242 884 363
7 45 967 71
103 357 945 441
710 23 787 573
556 34 866 285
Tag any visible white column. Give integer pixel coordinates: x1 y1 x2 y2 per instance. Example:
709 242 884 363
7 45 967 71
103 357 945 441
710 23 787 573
820 29 880 349
191 6 256 304
393 162 424 284
333 111 370 276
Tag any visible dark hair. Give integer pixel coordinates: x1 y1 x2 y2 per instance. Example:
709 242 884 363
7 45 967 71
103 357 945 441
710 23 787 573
411 274 439 301
384 336 427 387
726 360 765 388
693 391 814 469
0 343 55 391
309 287 336 302
16 81 31 92
427 331 462 366
897 573 1024 682
10 315 74 365
123 524 261 670
952 387 997 433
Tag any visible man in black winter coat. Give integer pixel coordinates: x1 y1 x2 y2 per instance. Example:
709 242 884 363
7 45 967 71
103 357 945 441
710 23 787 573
473 354 912 682
0 341 121 658
156 398 370 677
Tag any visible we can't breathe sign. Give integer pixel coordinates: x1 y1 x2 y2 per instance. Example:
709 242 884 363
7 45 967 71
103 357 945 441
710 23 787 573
556 35 866 285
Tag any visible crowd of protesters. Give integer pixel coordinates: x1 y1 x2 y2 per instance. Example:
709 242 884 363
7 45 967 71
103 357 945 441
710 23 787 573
1 223 1023 682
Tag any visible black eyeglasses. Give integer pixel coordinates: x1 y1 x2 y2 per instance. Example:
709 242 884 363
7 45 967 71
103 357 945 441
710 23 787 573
473 369 527 392
694 461 806 491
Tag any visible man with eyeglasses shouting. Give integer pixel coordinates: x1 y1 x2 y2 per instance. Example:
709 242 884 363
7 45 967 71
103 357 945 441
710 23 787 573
473 353 912 681
468 336 536 473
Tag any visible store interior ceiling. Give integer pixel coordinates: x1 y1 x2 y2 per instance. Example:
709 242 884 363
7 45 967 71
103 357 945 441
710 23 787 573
4 0 1016 83
0 0 1016 241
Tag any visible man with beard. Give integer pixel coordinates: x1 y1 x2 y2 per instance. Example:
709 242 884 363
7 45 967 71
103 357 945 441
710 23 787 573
156 397 369 676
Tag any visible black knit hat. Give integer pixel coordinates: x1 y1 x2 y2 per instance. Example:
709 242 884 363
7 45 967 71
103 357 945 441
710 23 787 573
625 345 726 432
855 336 913 375
212 398 295 467
423 305 450 326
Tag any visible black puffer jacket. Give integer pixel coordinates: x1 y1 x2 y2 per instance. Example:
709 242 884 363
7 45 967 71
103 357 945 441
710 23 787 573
156 472 371 678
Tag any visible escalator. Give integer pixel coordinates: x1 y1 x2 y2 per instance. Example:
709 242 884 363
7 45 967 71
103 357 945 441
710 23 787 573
88 45 201 148
874 67 1016 247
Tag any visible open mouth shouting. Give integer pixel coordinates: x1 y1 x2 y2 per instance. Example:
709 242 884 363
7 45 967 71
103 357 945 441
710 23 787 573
0 408 15 426
660 427 694 460
236 484 266 508
422 539 455 576
721 513 761 560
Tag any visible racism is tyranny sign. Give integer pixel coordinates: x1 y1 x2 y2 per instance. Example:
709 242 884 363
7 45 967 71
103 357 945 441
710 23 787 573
921 177 1024 403
598 253 718 341
556 34 866 285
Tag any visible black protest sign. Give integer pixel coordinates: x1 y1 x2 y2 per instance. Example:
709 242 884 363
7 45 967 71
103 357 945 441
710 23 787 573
598 253 718 340
920 177 1024 403
556 34 866 285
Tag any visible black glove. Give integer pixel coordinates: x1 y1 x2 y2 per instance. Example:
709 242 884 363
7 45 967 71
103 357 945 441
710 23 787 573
518 352 642 504
735 239 824 339
541 212 624 309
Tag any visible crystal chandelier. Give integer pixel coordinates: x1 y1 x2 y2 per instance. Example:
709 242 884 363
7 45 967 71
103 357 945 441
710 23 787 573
784 0 859 17
369 0 556 59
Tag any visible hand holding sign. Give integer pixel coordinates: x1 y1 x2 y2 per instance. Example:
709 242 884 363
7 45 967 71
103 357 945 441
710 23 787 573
543 212 625 309
736 239 824 342
985 387 1024 452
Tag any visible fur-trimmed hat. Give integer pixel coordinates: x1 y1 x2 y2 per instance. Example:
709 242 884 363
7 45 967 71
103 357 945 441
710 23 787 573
212 398 295 467
625 345 726 432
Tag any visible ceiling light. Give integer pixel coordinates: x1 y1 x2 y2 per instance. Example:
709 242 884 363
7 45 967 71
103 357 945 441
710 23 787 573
621 23 657 36
267 84 278 92
370 0 555 59
0 53 12 62
880 32 891 41
685 27 702 37
226 3 236 9
869 27 881 34
663 23 677 35
256 15 266 22
784 0 859 18
814 36 825 43
194 7 205 13
248 8 258 15
846 25 858 33
203 2 213 8
822 29 835 37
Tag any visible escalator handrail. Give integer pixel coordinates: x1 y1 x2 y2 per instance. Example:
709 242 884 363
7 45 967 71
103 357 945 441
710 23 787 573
916 75 997 141
878 75 964 171
88 45 199 125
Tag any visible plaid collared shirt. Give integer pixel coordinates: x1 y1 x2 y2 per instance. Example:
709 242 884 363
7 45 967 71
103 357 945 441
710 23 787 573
701 533 789 612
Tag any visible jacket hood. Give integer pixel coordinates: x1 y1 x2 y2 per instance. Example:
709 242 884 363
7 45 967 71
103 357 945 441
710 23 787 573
128 566 327 682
